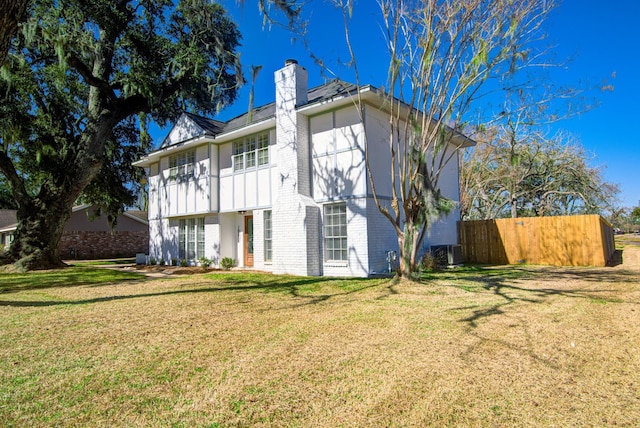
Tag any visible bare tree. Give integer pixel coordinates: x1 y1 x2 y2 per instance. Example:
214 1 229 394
461 125 619 219
338 0 554 277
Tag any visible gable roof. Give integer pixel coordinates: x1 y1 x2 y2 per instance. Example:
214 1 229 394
134 76 473 167
156 79 360 150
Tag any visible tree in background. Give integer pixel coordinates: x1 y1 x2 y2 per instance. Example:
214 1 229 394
460 81 619 220
460 126 619 219
631 207 640 227
338 0 555 277
0 0 242 271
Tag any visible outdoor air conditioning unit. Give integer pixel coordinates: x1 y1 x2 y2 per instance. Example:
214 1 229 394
430 244 463 266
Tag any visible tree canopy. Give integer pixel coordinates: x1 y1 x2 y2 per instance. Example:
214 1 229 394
460 127 619 220
0 0 242 270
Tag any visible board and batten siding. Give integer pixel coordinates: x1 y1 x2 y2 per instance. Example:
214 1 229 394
219 128 277 212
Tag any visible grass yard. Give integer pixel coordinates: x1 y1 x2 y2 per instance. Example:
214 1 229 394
1 249 640 427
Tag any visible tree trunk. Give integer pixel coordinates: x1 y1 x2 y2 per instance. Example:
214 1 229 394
397 221 421 278
510 196 518 218
0 0 29 65
1 197 72 271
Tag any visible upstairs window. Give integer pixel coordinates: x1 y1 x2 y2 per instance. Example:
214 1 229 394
258 133 269 166
169 150 195 180
233 141 244 172
232 132 270 172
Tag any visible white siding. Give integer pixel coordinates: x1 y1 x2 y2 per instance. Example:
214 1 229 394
311 106 366 202
163 115 203 147
219 128 276 212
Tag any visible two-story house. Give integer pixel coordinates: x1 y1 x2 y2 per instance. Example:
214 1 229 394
133 60 472 276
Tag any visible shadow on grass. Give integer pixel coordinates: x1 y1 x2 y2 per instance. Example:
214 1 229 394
0 272 387 308
435 264 640 328
0 267 145 294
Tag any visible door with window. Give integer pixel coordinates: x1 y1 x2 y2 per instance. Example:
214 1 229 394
244 216 254 267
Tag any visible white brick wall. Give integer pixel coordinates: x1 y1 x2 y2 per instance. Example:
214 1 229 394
321 197 370 277
272 61 321 276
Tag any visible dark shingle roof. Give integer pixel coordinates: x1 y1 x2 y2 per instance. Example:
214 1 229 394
183 112 225 135
0 210 17 229
182 79 360 137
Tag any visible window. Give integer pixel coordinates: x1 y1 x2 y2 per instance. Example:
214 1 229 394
246 137 256 168
324 203 347 261
169 150 195 180
233 142 244 172
232 132 270 171
179 217 205 260
264 210 272 262
197 218 205 259
258 133 269 166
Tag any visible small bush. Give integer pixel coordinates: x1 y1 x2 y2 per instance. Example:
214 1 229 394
171 258 178 266
418 252 438 273
180 259 188 267
198 257 212 268
149 257 157 265
159 259 166 266
220 257 236 270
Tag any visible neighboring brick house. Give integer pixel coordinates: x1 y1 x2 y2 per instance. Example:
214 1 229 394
133 60 472 276
0 204 148 259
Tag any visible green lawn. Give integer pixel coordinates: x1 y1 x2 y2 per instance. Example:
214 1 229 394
1 264 639 426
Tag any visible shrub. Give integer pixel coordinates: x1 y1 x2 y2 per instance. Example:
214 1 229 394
220 257 236 270
180 259 188 267
418 252 438 273
159 259 166 266
198 257 212 268
171 258 178 266
149 257 157 265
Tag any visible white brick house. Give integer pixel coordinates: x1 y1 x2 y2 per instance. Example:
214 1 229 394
133 60 472 276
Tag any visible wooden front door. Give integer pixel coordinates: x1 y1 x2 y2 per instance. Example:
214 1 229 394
244 215 254 267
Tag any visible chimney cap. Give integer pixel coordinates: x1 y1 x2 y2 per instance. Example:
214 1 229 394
285 58 298 66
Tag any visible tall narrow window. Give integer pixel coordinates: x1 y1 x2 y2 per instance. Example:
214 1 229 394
178 219 186 259
187 218 196 260
324 203 348 261
170 156 178 178
185 150 195 176
257 133 269 166
197 218 205 259
233 141 244 171
245 136 256 168
263 210 272 262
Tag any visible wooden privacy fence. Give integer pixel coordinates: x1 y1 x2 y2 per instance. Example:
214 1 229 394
458 214 615 267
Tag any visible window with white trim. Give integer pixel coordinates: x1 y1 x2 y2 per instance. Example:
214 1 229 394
169 150 195 180
232 132 270 172
264 210 272 262
233 142 244 172
257 133 269 166
324 203 348 261
179 217 205 260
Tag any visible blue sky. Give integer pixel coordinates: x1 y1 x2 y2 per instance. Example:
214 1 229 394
154 0 639 209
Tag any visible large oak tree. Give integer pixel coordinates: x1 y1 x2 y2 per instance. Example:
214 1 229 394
0 0 242 271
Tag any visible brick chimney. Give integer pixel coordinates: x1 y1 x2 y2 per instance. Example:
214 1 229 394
272 60 320 276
